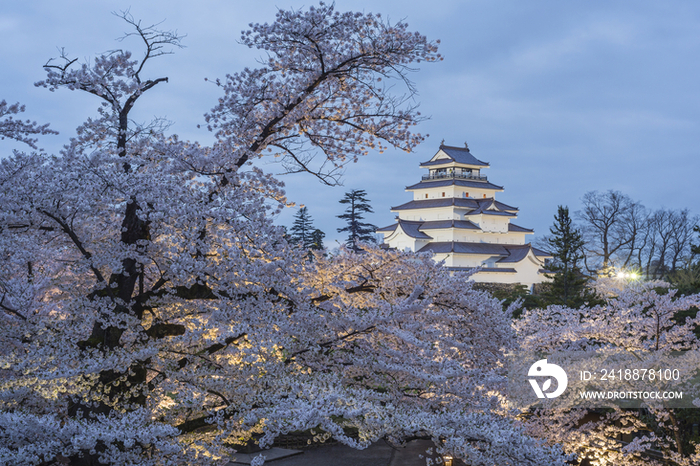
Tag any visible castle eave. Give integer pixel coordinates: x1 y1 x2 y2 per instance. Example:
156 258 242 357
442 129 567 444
418 241 509 255
405 179 504 191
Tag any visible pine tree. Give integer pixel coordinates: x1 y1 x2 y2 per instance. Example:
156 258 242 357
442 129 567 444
310 228 325 251
542 206 601 307
337 189 377 252
289 207 320 249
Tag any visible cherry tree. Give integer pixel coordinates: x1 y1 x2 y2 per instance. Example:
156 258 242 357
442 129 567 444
0 4 567 466
515 280 700 465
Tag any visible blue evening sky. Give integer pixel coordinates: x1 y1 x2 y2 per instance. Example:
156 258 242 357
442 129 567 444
2 1 699 247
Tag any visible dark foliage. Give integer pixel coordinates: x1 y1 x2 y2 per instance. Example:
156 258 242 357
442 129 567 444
337 189 377 252
289 207 324 250
542 206 602 307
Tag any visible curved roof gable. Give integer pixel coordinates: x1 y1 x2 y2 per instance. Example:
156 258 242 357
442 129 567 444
377 223 398 233
397 219 433 239
497 244 552 263
377 220 433 240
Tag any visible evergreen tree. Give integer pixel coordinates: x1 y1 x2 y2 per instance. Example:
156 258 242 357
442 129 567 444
692 225 700 257
542 206 601 307
310 228 325 251
289 207 321 249
668 225 700 295
337 189 377 252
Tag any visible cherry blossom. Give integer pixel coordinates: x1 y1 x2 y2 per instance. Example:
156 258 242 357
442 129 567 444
0 101 56 150
516 281 700 465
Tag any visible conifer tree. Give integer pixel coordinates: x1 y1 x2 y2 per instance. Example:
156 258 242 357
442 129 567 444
692 225 700 257
289 206 321 249
337 189 377 252
542 206 600 307
310 228 325 251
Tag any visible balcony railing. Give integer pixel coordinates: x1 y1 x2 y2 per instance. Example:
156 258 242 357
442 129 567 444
422 173 488 181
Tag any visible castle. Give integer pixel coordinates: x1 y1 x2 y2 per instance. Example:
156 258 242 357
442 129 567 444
378 144 550 288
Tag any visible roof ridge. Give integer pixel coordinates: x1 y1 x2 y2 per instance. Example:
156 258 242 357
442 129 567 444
439 144 471 152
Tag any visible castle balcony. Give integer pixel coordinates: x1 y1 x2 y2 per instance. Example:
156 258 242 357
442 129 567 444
421 172 488 182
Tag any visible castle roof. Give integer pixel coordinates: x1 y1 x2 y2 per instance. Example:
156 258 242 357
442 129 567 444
396 219 432 239
377 219 482 235
464 207 517 218
417 242 550 264
488 199 518 212
531 247 552 258
469 198 519 213
452 267 518 273
418 242 508 255
391 197 520 218
376 224 398 233
405 179 504 191
391 198 480 211
496 244 532 263
508 223 534 233
418 219 481 230
377 219 432 239
420 145 489 168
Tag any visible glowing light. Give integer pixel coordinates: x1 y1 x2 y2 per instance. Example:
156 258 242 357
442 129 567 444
616 270 639 280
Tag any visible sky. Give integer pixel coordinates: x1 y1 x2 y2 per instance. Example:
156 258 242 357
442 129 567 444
2 1 699 248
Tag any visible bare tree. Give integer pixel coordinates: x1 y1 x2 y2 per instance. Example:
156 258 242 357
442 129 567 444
669 209 697 273
649 208 677 278
638 216 658 278
617 201 649 269
578 198 698 280
577 190 639 274
642 208 698 279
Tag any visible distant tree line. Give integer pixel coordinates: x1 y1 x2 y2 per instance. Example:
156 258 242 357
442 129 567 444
533 191 700 307
576 190 698 280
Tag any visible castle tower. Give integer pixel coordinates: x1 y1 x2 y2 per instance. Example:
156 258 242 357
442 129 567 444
378 144 550 288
